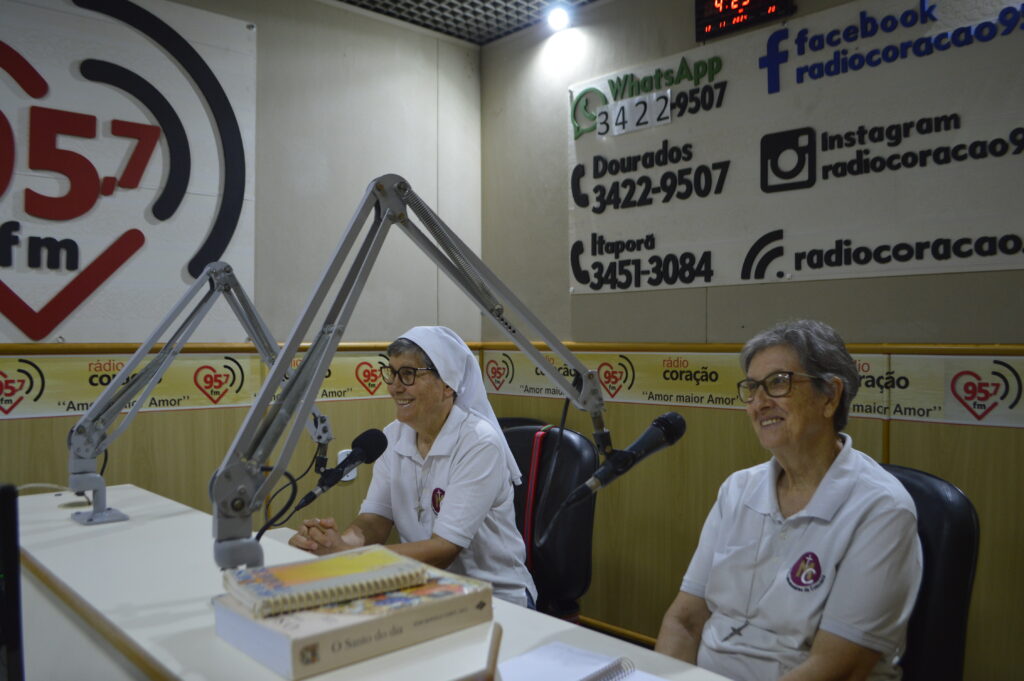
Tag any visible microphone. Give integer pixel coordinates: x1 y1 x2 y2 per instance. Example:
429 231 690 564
294 429 388 511
563 412 686 508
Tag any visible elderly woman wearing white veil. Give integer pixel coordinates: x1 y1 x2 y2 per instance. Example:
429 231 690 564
289 326 537 607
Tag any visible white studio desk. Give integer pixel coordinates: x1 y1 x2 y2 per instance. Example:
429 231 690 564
18 484 728 681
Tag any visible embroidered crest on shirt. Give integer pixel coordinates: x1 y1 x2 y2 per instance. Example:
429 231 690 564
786 551 826 592
431 487 445 515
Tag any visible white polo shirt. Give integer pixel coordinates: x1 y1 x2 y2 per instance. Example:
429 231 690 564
681 435 922 681
360 404 537 606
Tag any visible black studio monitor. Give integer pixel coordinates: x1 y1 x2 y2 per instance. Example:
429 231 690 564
0 484 23 681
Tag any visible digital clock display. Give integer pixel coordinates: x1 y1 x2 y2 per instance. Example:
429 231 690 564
696 0 797 41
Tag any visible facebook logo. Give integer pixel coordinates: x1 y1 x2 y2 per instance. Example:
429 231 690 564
758 28 789 94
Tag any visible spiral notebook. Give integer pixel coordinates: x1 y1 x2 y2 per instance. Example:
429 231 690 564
498 642 667 681
222 544 428 617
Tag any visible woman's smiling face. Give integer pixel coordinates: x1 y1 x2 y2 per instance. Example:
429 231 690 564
744 344 836 456
386 350 452 433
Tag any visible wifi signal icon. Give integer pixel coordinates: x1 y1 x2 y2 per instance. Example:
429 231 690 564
741 229 786 280
222 356 246 394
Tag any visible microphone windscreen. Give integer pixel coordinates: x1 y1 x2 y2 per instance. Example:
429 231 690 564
653 412 686 444
352 428 388 463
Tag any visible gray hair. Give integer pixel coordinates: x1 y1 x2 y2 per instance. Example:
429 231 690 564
386 337 454 394
386 337 434 369
739 319 860 432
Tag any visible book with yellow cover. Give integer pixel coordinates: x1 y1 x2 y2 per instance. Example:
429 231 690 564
213 565 493 680
222 544 428 617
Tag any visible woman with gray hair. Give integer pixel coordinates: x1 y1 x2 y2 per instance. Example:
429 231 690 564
656 320 922 681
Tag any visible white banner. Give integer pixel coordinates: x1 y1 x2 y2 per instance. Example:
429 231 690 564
567 0 1024 293
0 0 256 340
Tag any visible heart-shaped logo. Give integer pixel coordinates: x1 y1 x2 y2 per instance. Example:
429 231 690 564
0 229 145 341
194 365 230 404
0 369 26 414
355 361 381 395
597 362 624 398
485 359 507 390
950 370 1000 421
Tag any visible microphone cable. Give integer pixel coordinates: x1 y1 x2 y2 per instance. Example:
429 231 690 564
533 381 574 550
255 467 299 542
263 441 325 524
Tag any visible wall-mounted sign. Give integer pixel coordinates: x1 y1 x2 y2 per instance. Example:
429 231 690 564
568 0 1024 294
0 0 256 341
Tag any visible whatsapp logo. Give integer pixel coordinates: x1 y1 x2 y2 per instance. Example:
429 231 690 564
570 87 608 140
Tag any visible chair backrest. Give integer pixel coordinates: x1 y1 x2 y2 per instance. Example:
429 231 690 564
503 425 598 618
497 416 546 431
882 464 979 681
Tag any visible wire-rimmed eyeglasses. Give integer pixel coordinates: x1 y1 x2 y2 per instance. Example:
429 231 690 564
380 364 438 386
737 371 817 403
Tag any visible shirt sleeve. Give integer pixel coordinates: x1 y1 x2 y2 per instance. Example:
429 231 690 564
681 482 727 598
819 501 922 658
431 428 507 548
359 444 395 520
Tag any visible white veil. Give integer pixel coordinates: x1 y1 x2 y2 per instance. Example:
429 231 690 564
400 326 523 485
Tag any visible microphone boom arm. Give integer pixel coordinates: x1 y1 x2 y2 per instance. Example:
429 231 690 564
210 174 611 569
67 261 333 526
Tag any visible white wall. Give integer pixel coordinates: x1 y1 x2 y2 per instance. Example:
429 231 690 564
174 0 483 342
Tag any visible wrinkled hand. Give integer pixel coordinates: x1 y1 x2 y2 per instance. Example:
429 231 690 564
287 517 365 556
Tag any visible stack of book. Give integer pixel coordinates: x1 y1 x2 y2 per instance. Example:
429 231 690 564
213 544 493 680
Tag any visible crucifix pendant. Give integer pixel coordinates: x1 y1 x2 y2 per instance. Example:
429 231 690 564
723 620 749 641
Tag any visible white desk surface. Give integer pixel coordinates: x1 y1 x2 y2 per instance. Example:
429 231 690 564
18 484 727 681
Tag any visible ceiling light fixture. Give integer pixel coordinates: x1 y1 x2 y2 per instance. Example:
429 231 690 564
547 7 570 32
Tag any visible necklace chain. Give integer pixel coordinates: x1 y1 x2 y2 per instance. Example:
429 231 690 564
725 510 813 640
415 460 427 521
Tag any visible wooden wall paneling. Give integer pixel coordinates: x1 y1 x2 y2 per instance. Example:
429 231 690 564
889 421 1024 681
0 399 396 528
0 416 77 490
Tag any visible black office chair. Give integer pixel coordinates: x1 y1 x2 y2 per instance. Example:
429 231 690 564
882 464 979 681
497 416 546 431
503 425 598 619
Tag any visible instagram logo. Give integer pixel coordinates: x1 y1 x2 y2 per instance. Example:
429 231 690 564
761 127 817 193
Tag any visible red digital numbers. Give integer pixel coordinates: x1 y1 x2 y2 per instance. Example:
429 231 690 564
714 0 751 12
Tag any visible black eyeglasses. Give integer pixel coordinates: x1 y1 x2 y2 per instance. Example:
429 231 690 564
380 364 437 386
737 371 817 403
